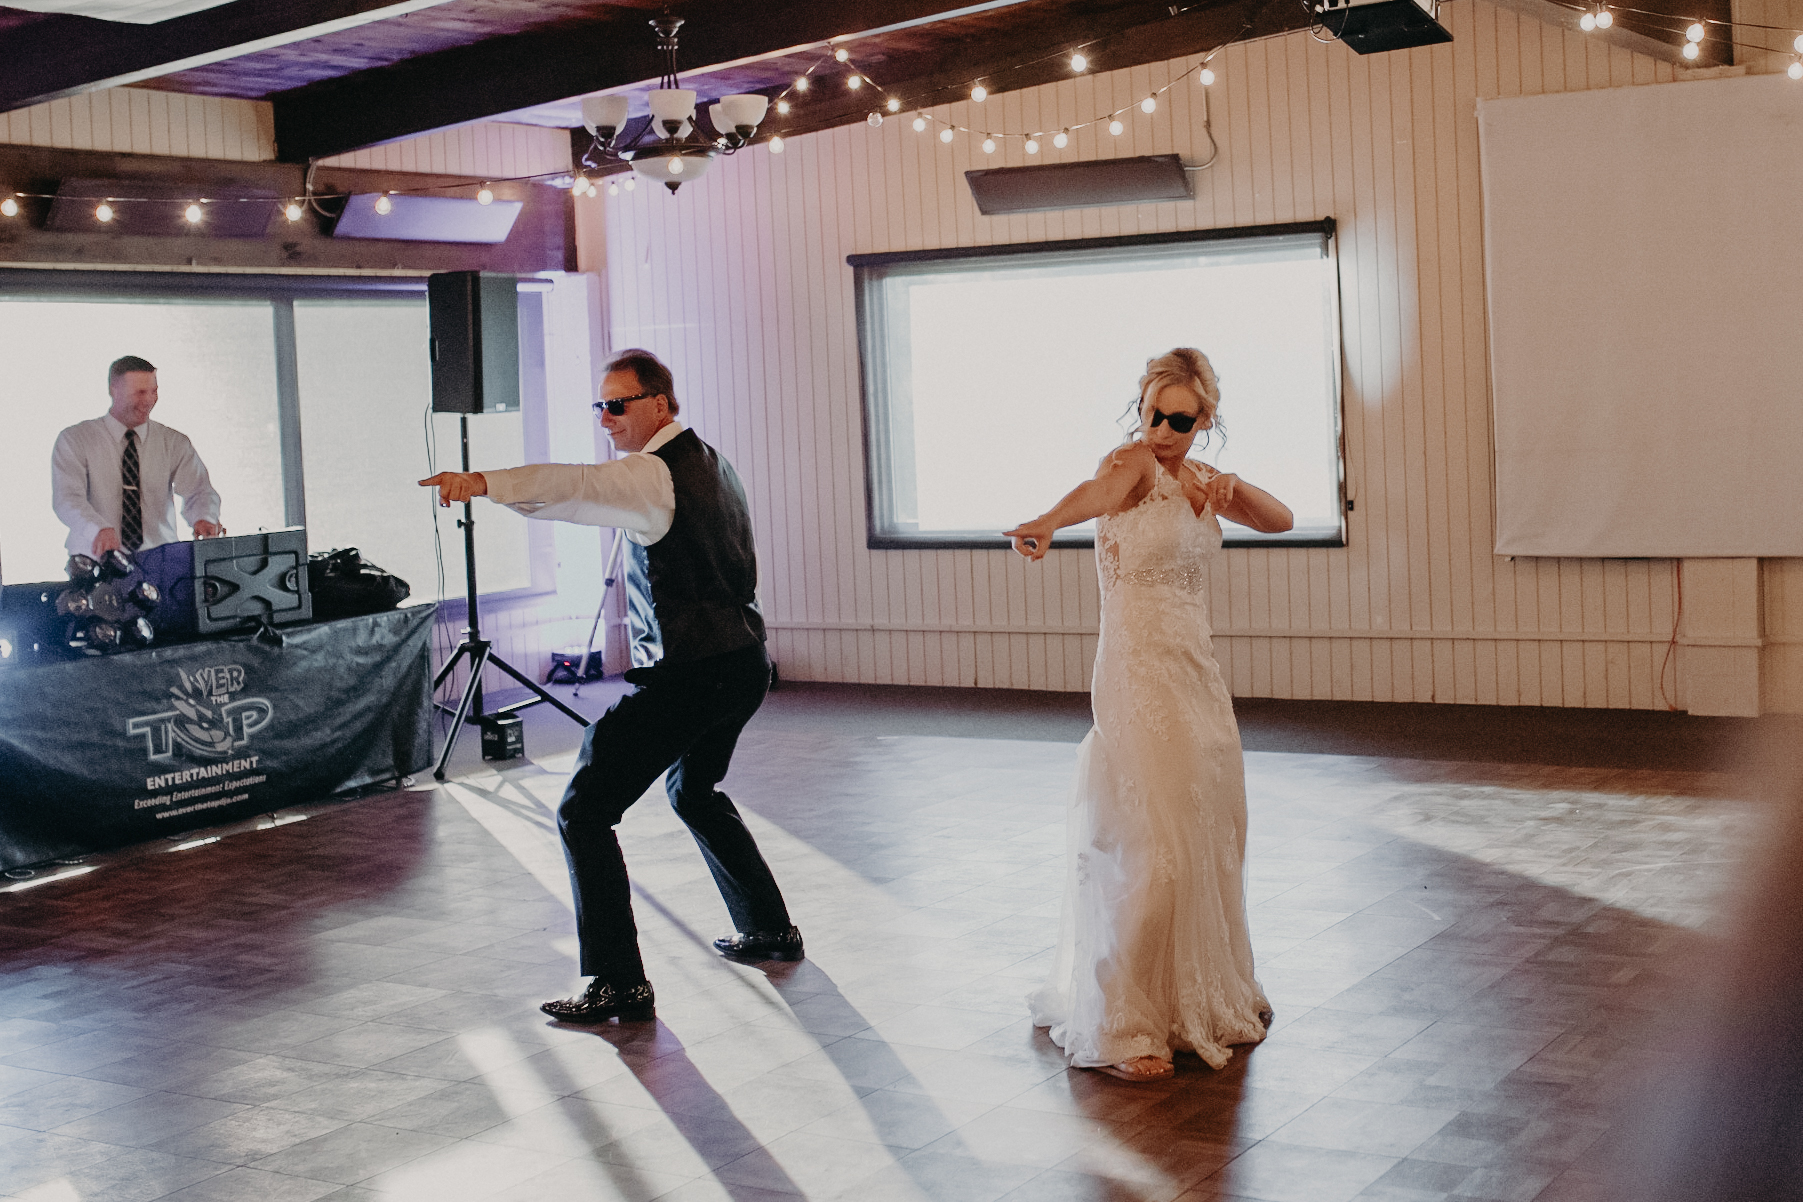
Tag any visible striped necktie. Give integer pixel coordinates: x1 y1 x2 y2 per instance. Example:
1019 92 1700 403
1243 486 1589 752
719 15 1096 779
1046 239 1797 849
121 428 142 552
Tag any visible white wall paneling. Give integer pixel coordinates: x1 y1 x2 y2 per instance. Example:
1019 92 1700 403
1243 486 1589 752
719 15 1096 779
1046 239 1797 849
318 122 573 179
588 0 1803 710
0 87 275 160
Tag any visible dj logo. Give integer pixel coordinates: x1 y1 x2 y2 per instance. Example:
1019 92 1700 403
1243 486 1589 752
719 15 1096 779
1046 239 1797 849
127 664 274 761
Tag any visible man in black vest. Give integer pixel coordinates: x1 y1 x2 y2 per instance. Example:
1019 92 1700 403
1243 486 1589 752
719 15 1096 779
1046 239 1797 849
420 349 800 1023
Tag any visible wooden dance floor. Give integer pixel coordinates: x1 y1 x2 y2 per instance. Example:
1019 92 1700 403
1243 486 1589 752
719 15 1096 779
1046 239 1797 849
0 685 1762 1202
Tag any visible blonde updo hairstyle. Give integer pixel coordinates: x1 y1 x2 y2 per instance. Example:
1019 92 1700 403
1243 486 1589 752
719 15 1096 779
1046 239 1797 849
1124 347 1223 447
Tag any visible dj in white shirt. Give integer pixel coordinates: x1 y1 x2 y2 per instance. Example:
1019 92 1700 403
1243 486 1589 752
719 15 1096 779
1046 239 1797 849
50 355 223 559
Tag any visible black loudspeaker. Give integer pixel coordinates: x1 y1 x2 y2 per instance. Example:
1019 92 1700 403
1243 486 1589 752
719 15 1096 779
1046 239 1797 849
428 271 520 414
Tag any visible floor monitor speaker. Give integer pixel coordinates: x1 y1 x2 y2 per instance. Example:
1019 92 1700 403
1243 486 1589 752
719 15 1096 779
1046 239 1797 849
428 271 520 414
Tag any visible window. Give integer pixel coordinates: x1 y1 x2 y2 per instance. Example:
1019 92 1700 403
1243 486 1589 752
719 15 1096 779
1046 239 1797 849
0 272 546 599
851 222 1345 549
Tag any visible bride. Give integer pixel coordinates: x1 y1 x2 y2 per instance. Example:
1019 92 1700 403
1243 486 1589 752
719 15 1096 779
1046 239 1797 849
1005 348 1293 1082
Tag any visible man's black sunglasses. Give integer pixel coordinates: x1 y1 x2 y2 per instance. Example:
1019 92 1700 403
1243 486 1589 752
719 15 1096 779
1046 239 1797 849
1150 409 1201 434
592 391 658 416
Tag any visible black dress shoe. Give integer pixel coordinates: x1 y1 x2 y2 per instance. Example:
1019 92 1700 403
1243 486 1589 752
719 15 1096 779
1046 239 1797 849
713 925 805 962
540 979 655 1023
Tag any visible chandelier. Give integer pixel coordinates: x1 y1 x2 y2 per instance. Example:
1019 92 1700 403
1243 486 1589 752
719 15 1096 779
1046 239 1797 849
579 15 770 193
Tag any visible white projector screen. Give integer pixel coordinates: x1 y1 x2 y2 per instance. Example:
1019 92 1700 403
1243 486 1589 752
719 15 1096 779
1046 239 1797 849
1478 75 1803 558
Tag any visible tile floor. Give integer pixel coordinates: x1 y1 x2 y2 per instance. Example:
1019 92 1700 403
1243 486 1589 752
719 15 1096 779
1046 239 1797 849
0 692 1764 1202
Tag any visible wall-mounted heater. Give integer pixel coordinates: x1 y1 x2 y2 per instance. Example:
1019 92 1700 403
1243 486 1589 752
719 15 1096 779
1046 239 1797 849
1313 0 1452 53
333 193 522 244
965 154 1192 216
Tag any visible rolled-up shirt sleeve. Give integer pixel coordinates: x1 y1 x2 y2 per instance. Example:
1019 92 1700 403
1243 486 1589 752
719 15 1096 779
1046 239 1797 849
50 428 107 556
483 456 675 544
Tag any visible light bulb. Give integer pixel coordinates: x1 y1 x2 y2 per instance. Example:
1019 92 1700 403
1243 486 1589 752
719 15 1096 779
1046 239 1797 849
848 74 862 90
184 203 203 223
1053 131 1069 148
623 176 635 191
1109 119 1124 135
1200 67 1216 85
1795 33 1803 51
373 195 392 214
776 99 790 115
1579 11 1595 29
1682 40 1700 58
668 157 683 175
886 97 901 112
0 198 18 217
971 85 987 102
608 182 620 195
795 76 809 92
1686 21 1704 40
769 136 785 154
284 202 303 221
1595 9 1613 27
1070 52 1087 71
1025 139 1039 154
834 47 850 62
477 186 494 204
913 115 927 132
982 137 996 154
1141 96 1156 114
572 175 589 196
96 202 114 222
868 111 883 127
1790 59 1803 78
940 128 954 143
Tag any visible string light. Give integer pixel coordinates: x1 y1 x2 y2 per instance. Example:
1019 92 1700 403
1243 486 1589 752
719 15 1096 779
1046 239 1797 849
769 136 785 154
794 76 808 92
868 112 883 127
1795 33 1803 51
572 175 590 196
95 202 114 222
913 114 927 132
971 85 987 102
1580 10 1596 28
1682 40 1700 58
623 176 636 191
886 97 901 112
1686 21 1705 40
608 181 620 195
0 198 18 218
834 47 850 62
1026 138 1040 153
982 137 996 153
940 128 954 143
848 74 863 90
184 203 203 224
373 195 392 215
1200 67 1216 85
1054 131 1069 148
1109 119 1124 135
1790 59 1803 78
1594 7 1613 27
1141 96 1157 113
776 99 790 115
1070 52 1088 71
476 185 494 204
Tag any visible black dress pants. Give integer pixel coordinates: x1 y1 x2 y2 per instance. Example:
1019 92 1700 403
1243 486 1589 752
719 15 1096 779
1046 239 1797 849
556 642 791 984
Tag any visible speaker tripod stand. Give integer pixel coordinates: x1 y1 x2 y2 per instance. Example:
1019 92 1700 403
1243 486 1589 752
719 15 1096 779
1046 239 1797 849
431 415 589 781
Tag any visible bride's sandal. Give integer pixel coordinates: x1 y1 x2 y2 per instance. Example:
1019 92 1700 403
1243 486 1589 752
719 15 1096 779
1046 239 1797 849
1095 1056 1174 1082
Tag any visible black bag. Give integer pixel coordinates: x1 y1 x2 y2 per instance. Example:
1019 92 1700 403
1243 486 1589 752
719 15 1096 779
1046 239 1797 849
307 548 410 620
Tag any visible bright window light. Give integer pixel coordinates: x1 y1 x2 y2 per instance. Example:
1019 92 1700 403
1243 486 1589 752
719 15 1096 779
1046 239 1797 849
852 225 1344 548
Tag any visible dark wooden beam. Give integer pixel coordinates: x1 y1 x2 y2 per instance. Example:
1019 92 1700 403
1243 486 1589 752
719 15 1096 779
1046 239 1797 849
0 0 465 114
271 0 1045 162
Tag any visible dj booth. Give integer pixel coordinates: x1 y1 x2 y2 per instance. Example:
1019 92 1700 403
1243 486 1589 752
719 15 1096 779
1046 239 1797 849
0 533 435 873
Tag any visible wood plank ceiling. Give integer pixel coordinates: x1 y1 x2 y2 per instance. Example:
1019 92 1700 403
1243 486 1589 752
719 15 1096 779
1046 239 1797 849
0 0 1736 163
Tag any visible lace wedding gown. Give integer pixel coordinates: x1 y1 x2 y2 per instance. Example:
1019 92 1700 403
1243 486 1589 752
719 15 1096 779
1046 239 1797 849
1029 461 1271 1069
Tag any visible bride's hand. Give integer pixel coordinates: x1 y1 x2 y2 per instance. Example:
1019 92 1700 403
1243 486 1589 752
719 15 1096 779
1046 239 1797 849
1197 471 1239 515
1005 518 1056 561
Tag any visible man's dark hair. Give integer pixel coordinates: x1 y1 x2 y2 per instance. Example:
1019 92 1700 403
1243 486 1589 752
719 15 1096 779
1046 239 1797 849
606 348 679 415
108 355 157 385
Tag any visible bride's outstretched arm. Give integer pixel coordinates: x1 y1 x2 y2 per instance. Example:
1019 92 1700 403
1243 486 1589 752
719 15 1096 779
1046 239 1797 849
1005 446 1152 561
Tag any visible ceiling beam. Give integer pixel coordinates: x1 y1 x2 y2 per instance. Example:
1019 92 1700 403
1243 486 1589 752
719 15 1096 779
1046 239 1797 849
271 0 1044 162
0 0 463 114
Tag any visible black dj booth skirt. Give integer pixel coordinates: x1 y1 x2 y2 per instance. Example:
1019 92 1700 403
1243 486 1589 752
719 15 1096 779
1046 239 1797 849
0 603 435 872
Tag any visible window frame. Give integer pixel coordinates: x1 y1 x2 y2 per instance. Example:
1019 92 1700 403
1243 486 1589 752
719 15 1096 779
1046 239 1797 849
0 269 556 604
848 220 1347 551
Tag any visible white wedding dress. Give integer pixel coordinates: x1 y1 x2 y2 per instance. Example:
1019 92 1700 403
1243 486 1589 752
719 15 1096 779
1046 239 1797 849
1029 461 1271 1070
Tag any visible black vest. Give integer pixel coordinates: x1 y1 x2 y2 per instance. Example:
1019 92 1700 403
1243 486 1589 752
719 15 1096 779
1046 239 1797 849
624 428 765 668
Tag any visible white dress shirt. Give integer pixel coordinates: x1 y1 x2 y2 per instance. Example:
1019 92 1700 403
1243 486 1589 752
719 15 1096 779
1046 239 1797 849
483 421 682 544
51 414 221 556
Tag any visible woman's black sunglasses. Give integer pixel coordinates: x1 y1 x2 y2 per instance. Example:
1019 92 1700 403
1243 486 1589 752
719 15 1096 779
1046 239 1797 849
592 391 658 416
1150 409 1201 434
